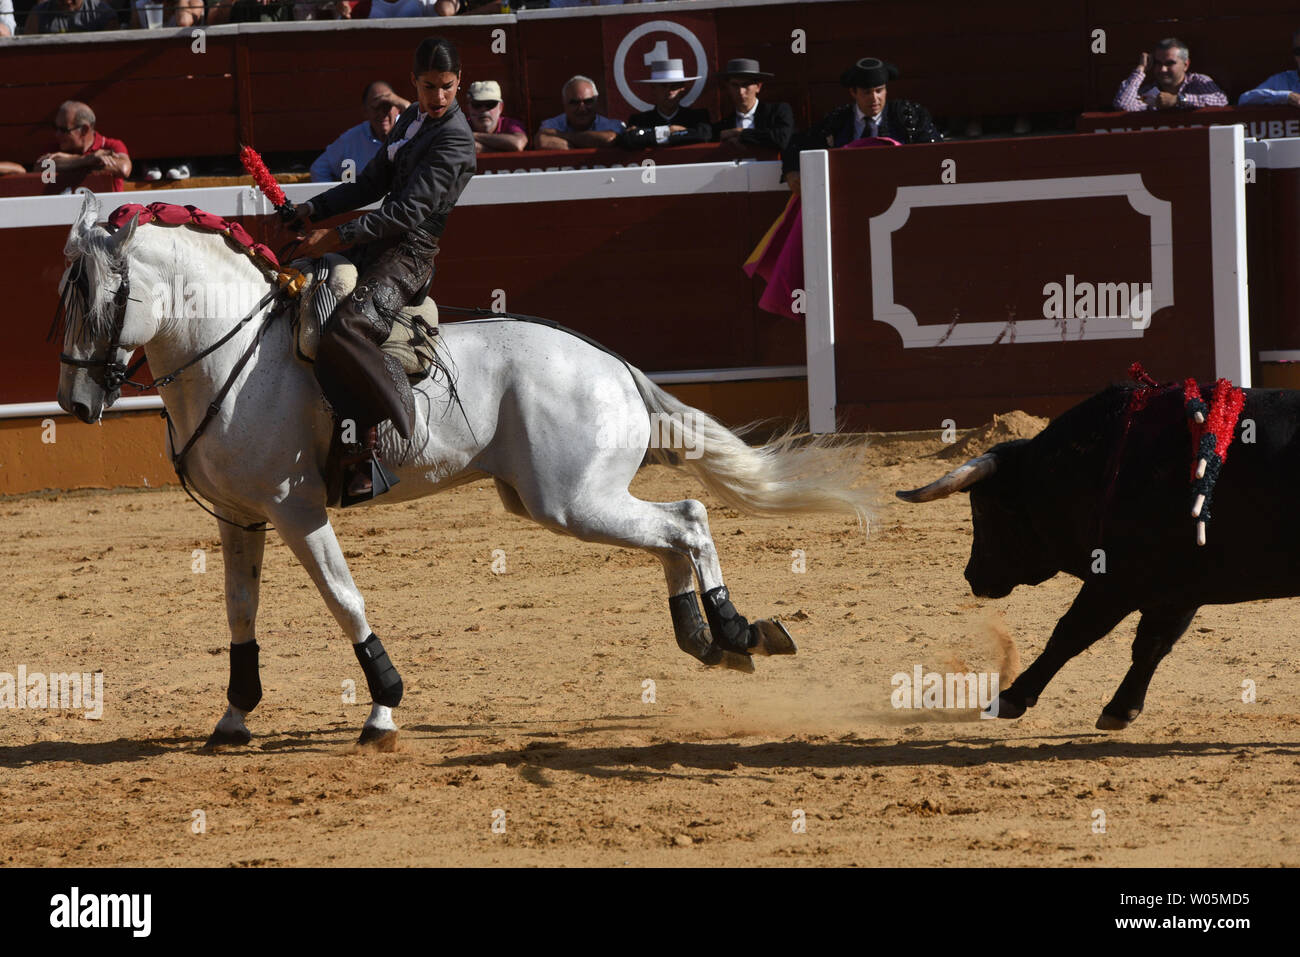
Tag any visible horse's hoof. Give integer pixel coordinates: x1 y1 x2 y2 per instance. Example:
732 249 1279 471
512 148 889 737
1096 711 1135 731
718 650 756 674
357 726 400 751
987 693 1026 720
202 726 252 749
749 619 797 656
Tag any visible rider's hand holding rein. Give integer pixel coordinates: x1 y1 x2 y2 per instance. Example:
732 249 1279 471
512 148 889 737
296 226 342 258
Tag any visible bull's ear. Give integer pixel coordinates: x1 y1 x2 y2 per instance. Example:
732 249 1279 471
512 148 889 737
74 187 100 239
896 453 997 503
106 211 139 257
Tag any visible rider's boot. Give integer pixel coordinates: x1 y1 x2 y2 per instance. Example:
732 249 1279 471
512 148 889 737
339 424 400 507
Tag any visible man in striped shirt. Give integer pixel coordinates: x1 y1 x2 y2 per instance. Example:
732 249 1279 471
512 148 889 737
1113 38 1227 111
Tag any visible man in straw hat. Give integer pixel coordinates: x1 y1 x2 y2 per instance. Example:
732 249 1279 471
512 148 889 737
783 57 941 193
711 57 794 151
619 59 712 147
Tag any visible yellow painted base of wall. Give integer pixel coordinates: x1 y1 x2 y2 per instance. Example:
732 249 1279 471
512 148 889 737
1255 362 1300 389
0 379 810 495
0 411 176 496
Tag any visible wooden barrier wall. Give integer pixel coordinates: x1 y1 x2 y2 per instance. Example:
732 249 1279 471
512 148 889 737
0 161 798 409
3 0 1299 167
1079 106 1300 137
806 126 1249 432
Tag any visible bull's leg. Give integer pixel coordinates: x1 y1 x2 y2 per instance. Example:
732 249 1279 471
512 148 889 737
992 583 1133 719
204 520 267 748
1096 605 1198 730
268 503 401 749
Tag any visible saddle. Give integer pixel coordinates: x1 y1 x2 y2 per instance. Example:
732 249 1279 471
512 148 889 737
288 253 439 380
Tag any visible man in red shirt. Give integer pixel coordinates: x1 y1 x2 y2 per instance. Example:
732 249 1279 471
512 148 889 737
36 101 132 192
464 81 527 153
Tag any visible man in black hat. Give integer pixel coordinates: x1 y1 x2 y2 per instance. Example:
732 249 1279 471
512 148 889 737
711 57 794 151
783 57 941 193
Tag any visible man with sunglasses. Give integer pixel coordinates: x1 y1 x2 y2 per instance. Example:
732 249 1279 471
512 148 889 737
1113 39 1227 111
36 101 131 192
1239 30 1300 107
465 81 527 153
535 76 625 150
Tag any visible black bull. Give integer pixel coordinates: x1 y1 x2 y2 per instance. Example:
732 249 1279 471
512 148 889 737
898 383 1300 730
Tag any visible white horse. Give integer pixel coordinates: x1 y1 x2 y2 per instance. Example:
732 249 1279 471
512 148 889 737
54 189 870 749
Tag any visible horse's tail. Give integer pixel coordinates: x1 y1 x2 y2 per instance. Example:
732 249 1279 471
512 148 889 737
626 367 872 527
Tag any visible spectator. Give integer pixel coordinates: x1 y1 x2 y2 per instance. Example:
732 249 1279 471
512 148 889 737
464 80 527 152
364 0 422 15
1239 28 1300 107
25 0 118 32
291 0 364 17
129 0 204 27
208 0 286 20
534 76 624 150
1 0 15 34
36 101 132 191
710 57 794 151
782 57 941 194
620 59 711 147
411 0 459 12
311 81 410 182
1113 39 1227 111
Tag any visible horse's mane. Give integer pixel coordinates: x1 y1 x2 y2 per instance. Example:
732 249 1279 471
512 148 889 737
52 222 122 346
52 219 272 346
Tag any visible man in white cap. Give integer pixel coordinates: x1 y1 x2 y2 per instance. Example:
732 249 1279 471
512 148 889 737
711 57 794 151
620 59 711 146
465 80 527 152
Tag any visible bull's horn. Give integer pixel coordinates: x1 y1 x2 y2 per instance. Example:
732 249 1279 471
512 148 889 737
74 187 100 236
896 453 998 503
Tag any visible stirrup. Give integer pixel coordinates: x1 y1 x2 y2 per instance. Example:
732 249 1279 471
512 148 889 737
341 452 400 508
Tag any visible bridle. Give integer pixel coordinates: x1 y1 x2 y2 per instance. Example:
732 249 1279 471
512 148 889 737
53 249 287 532
55 257 146 397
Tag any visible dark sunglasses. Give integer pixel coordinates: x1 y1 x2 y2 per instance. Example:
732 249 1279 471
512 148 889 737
53 123 85 134
1154 58 1180 67
567 96 598 107
470 99 500 110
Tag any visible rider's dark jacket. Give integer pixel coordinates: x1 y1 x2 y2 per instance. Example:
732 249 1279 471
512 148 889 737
311 99 477 246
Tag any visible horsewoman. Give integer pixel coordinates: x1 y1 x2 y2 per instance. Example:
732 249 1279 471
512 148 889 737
289 36 476 504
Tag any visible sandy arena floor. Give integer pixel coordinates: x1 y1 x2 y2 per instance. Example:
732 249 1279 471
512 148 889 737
2 419 1298 867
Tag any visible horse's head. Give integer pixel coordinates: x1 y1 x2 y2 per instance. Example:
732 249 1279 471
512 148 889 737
54 189 145 423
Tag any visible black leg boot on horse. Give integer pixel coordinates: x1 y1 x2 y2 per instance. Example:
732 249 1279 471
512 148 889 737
314 229 438 506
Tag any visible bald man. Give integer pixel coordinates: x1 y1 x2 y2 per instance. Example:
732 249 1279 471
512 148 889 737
37 101 131 191
311 81 411 183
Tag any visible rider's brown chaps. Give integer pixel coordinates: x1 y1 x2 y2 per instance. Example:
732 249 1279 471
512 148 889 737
313 227 439 440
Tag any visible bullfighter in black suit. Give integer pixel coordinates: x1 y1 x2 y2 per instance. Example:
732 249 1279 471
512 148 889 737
783 57 941 191
711 57 794 152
